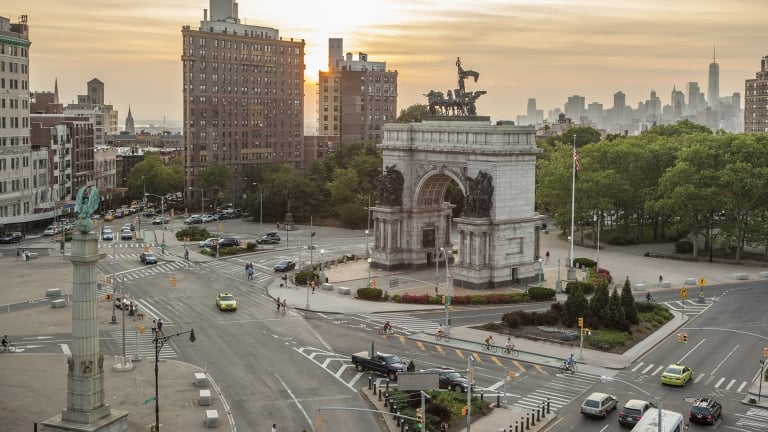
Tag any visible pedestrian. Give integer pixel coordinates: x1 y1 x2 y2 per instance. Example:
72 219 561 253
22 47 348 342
151 319 157 334
311 280 316 294
157 319 163 335
545 250 550 264
276 297 281 312
21 250 27 262
281 299 287 313
441 421 449 432
659 275 663 285
271 424 277 432
129 302 135 317
247 266 254 280
184 248 189 260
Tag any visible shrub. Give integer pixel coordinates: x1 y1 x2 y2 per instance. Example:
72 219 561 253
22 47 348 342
586 329 630 350
392 294 402 303
401 293 431 304
550 302 564 312
528 287 556 301
175 227 210 241
573 258 596 269
565 281 594 295
246 242 257 251
356 287 383 301
675 240 694 253
296 270 318 286
608 234 635 245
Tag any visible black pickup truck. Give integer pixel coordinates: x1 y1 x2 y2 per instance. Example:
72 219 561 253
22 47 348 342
351 351 407 381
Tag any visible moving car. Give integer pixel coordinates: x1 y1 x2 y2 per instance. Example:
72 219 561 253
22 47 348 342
43 225 58 236
198 237 221 248
274 259 296 272
351 351 406 381
0 232 23 244
216 293 237 311
103 212 115 221
580 392 618 418
420 368 473 393
660 363 692 386
631 408 684 432
257 232 281 244
152 216 170 225
617 399 654 427
217 238 240 248
102 228 114 241
688 397 722 425
140 252 158 265
120 229 133 240
184 215 203 225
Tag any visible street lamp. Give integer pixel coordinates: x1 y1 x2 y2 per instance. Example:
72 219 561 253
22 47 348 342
319 249 326 285
440 247 451 333
188 186 204 213
309 232 316 267
145 193 166 244
367 257 372 288
600 376 662 432
537 258 544 287
154 329 196 431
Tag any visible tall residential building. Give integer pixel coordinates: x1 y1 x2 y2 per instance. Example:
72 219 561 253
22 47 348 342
564 95 586 123
708 48 720 107
182 0 305 200
0 15 32 224
63 78 118 146
317 38 397 146
686 82 704 114
745 54 768 133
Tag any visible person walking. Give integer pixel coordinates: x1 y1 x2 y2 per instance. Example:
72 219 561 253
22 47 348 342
151 319 157 335
156 319 164 335
247 265 254 280
271 424 277 432
281 299 287 313
276 297 281 312
545 250 550 264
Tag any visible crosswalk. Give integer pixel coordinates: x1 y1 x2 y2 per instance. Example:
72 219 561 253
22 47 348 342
355 312 441 335
735 407 768 431
513 372 599 411
99 242 153 249
106 329 178 360
662 298 713 315
626 361 751 393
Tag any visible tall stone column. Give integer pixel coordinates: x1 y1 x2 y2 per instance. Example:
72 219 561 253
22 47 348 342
42 231 129 431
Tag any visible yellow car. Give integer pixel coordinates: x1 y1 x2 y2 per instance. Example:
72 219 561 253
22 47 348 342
216 293 237 311
661 363 692 386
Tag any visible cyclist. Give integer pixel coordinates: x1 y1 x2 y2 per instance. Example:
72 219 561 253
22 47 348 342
565 353 575 369
646 292 653 303
383 321 392 333
504 337 515 353
436 324 446 339
2 334 9 351
484 335 495 350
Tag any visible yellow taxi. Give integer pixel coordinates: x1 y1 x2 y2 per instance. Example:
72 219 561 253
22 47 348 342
660 363 692 386
216 293 237 311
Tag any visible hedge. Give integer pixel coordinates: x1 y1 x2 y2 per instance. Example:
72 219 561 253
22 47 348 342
357 287 383 301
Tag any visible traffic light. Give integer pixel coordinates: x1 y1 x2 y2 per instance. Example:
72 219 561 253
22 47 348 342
683 333 688 344
461 405 468 416
677 333 683 343
170 276 177 287
764 347 768 358
578 317 584 328
106 275 112 284
583 328 591 336
681 288 687 300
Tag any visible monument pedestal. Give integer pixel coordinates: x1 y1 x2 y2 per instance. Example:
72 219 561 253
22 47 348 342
41 409 129 432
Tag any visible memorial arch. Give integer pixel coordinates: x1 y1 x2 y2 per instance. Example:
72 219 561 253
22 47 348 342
370 117 544 289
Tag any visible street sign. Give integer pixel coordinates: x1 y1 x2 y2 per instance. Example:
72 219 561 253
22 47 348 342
397 372 439 391
681 288 687 300
144 396 157 404
697 278 707 286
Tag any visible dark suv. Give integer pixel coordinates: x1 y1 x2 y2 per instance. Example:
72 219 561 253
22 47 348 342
257 232 281 244
689 397 722 425
420 368 473 393
0 232 23 243
217 238 240 248
618 399 654 427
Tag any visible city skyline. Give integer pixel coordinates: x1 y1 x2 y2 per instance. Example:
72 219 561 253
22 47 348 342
15 0 768 130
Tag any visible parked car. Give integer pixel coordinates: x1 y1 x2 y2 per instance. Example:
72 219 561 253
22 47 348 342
420 368 473 393
618 399 654 427
257 232 281 244
103 212 115 221
689 397 722 425
144 210 157 217
580 392 618 418
198 237 221 248
122 223 135 232
102 228 114 241
0 232 23 244
217 238 240 248
661 363 692 386
43 225 57 236
151 216 170 225
140 252 158 265
274 259 296 272
184 215 203 225
121 229 133 240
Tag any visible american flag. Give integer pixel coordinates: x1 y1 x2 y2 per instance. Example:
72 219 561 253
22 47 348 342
573 149 581 172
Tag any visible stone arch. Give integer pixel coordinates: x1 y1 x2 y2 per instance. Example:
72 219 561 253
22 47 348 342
371 117 544 289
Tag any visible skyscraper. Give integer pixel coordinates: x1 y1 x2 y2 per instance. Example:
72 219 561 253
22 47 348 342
708 47 720 107
744 54 768 133
182 0 305 199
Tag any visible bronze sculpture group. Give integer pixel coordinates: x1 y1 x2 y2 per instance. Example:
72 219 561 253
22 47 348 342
424 57 487 116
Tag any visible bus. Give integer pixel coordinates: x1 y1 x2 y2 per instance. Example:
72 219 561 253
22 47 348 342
631 408 685 432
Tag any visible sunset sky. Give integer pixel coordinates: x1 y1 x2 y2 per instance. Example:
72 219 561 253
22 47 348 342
13 0 768 131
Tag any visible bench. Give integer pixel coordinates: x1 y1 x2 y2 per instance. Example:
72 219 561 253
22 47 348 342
204 409 219 428
337 287 351 295
759 272 768 279
194 372 208 388
26 252 39 259
633 283 647 291
660 281 672 288
684 278 697 285
46 288 62 297
730 273 749 280
321 283 333 291
51 299 66 309
198 389 212 406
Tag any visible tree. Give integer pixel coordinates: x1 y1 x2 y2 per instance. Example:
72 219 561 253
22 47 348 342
563 286 589 327
198 164 233 207
589 283 610 324
396 104 429 123
328 168 361 209
644 119 712 137
606 287 624 328
620 277 639 324
127 153 183 200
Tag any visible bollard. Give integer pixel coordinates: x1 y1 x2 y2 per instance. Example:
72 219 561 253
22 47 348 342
525 414 529 429
368 373 373 390
386 380 390 392
497 393 501 407
389 399 394 413
378 389 382 401
384 395 388 407
547 398 550 414
396 410 401 426
373 382 377 394
537 404 541 421
514 422 518 432
480 389 484 401
404 425 408 432
531 409 536 426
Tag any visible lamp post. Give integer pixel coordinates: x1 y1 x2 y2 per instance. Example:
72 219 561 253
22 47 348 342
441 247 451 333
367 257 372 288
600 376 662 432
537 258 544 287
309 232 316 267
145 193 166 243
154 329 196 431
364 194 371 258
319 249 325 285
110 242 118 324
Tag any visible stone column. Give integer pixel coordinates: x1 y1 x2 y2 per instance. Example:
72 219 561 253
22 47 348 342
42 231 129 431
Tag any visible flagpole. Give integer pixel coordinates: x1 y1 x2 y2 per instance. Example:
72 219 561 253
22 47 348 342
569 134 576 270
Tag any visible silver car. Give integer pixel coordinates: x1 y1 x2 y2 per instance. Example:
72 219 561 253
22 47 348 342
581 392 618 418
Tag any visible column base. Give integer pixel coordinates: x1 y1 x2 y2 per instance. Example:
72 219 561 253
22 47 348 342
42 407 129 431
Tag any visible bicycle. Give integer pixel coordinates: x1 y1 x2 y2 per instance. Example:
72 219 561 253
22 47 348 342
435 332 450 342
2 341 16 353
502 346 519 357
560 362 577 374
481 343 498 353
379 327 395 336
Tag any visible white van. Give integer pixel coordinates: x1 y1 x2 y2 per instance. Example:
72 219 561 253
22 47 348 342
631 408 685 432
